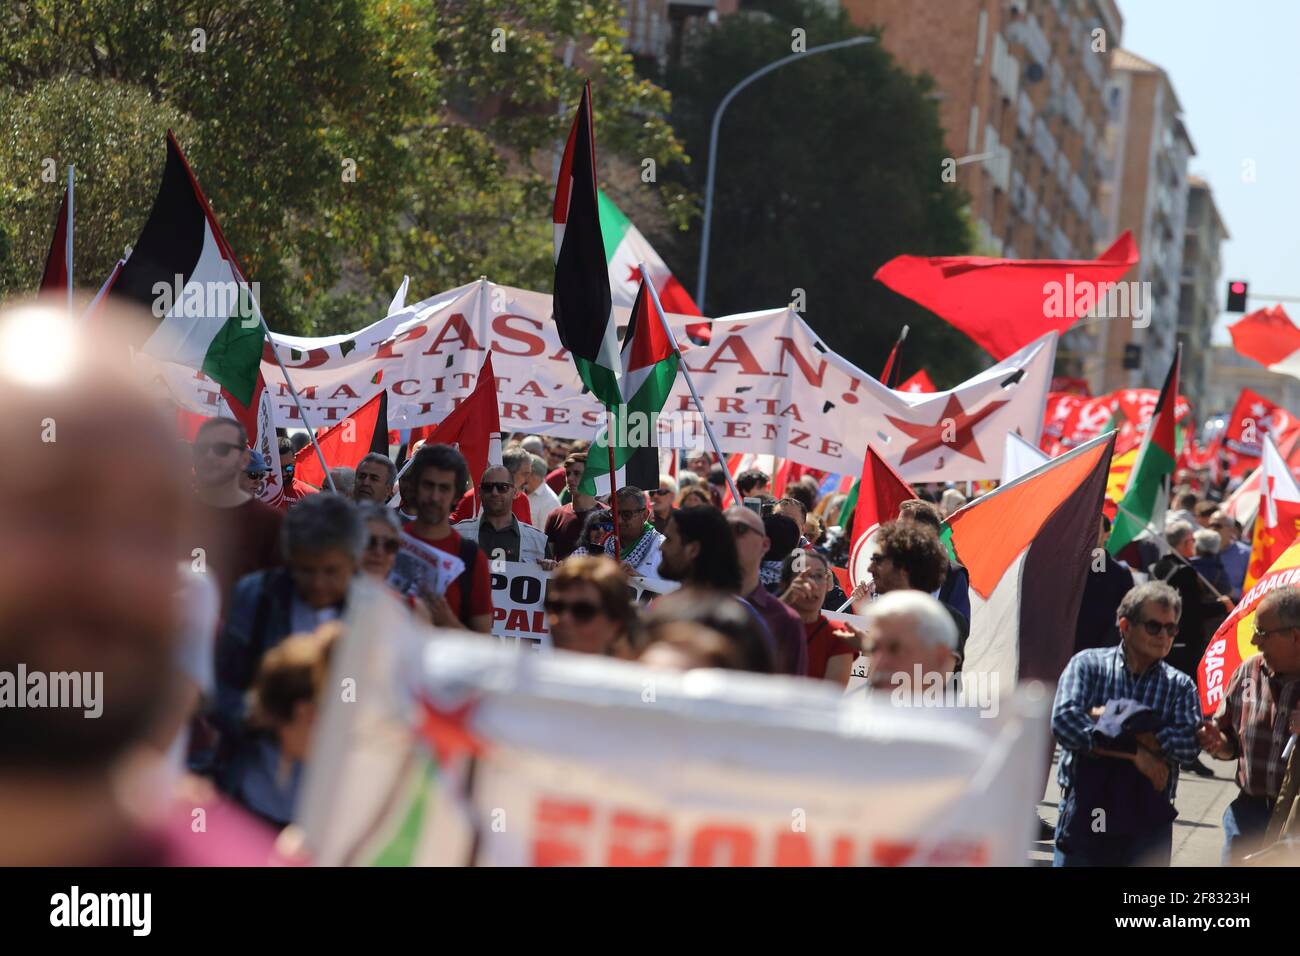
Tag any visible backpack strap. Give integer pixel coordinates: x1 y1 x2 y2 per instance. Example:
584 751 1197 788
456 536 480 625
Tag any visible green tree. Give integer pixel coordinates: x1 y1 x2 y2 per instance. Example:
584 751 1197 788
0 1 685 334
660 0 981 384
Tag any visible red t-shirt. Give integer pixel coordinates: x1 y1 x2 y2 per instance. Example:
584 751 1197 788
403 525 494 625
804 615 854 681
543 503 599 560
191 497 284 614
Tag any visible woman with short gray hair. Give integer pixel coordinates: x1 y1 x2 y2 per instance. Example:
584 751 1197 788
355 501 403 581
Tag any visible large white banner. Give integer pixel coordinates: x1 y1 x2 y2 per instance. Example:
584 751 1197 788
298 584 1052 866
158 279 1054 481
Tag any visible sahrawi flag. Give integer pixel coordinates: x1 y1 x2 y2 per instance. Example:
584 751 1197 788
597 190 709 343
1243 432 1300 590
112 132 285 506
942 430 1116 690
580 278 680 496
553 82 622 408
1106 345 1180 557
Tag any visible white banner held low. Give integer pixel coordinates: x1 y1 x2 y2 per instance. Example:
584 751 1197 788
298 585 1053 867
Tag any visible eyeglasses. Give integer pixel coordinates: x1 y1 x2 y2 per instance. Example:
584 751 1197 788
246 471 268 481
367 536 400 554
1137 619 1179 637
617 509 646 521
544 598 602 622
728 523 760 537
1252 622 1295 642
868 553 888 566
649 489 673 497
194 441 243 458
480 481 513 494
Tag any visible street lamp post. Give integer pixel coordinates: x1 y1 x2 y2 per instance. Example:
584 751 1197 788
694 35 875 313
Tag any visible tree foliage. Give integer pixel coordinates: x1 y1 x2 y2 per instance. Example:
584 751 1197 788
0 0 686 333
659 0 982 383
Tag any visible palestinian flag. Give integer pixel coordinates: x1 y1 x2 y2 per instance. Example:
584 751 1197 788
1243 433 1300 590
111 132 284 507
597 190 709 343
1199 534 1300 714
553 82 622 408
294 389 389 491
39 177 71 294
942 430 1115 688
1106 346 1181 556
580 279 679 496
845 444 915 588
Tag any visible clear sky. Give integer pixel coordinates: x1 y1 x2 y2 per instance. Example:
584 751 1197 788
1118 0 1300 343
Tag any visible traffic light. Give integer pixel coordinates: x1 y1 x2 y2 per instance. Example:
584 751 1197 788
1226 280 1249 312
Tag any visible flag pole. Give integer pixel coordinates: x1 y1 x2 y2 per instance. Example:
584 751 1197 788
606 403 622 558
881 324 908 387
638 262 742 507
65 165 74 313
244 302 338 494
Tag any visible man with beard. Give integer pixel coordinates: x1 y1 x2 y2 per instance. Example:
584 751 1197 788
401 444 494 633
0 301 274 865
190 416 283 613
352 452 397 505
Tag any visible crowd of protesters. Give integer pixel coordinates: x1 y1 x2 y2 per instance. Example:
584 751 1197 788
3 300 1297 869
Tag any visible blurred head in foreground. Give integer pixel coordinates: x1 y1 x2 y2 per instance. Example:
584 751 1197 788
638 590 774 673
0 299 192 862
544 556 634 657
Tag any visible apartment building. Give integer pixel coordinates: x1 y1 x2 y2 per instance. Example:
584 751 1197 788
1093 47 1194 394
1177 176 1227 413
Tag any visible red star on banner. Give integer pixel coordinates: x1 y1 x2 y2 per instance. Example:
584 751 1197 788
886 393 1009 466
417 698 484 764
625 264 642 286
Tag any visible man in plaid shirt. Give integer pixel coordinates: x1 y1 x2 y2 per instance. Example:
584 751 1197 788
1198 586 1300 864
1051 581 1201 866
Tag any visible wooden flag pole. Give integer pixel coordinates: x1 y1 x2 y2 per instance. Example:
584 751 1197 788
637 262 742 508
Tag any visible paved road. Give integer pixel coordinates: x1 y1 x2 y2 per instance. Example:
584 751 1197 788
1029 750 1239 866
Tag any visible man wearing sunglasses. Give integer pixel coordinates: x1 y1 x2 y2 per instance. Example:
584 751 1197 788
1051 581 1201 867
452 466 550 567
190 417 284 614
1197 586 1300 864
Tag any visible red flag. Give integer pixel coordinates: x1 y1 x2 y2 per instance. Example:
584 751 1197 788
1220 387 1296 479
410 352 500 486
39 184 71 293
847 445 916 588
897 369 935 394
294 389 389 490
875 232 1138 360
1227 304 1300 372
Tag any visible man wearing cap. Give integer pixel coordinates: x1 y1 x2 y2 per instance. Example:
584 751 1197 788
239 450 270 499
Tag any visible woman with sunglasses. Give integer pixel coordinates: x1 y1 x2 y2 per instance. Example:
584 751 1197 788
545 556 636 657
356 502 403 582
